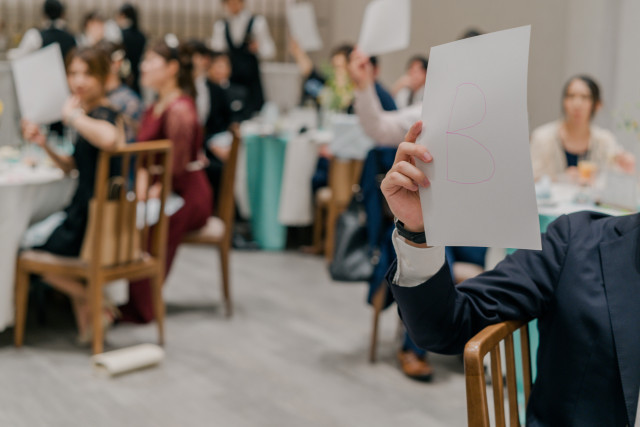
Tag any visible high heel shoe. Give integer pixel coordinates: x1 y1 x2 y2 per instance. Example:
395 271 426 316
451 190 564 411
76 302 121 347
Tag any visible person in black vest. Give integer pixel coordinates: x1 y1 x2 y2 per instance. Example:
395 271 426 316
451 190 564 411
211 0 275 117
8 0 76 61
116 3 146 95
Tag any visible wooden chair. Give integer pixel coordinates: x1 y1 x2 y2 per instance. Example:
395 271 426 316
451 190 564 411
14 140 173 355
464 320 532 427
311 158 364 261
181 126 241 317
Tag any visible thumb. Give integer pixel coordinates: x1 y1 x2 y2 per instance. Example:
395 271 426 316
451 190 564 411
403 121 423 144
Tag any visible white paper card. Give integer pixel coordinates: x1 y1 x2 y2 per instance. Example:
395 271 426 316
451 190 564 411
287 3 323 52
417 26 541 249
358 0 411 56
11 43 70 124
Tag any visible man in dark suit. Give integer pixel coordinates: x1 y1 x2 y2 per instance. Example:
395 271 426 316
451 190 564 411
380 121 640 426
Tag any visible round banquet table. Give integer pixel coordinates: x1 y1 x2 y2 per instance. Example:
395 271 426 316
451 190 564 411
0 161 76 332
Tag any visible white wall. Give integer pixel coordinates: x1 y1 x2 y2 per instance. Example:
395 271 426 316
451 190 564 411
611 0 640 154
326 0 635 137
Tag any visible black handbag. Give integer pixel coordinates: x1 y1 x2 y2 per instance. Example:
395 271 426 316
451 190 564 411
329 192 376 282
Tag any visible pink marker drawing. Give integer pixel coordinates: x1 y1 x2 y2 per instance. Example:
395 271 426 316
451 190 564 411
445 83 496 184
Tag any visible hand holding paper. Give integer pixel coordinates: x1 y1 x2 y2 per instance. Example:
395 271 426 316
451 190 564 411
287 2 323 52
415 26 540 250
347 48 375 90
11 43 70 125
380 122 432 233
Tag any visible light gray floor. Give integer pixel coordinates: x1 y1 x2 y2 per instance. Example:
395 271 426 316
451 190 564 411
0 246 467 427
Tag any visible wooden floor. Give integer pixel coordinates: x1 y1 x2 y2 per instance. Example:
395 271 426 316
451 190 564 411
0 246 467 427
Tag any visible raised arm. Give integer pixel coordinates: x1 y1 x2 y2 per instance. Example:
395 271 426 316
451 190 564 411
381 124 567 354
349 48 420 145
63 97 122 151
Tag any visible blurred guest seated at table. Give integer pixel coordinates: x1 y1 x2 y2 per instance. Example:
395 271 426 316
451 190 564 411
289 40 396 113
289 42 397 192
391 55 428 109
211 0 275 116
289 41 354 112
184 40 214 126
7 0 76 61
96 40 143 143
207 51 249 122
119 37 213 324
530 75 635 182
200 51 235 209
20 47 124 341
382 121 640 425
115 3 146 95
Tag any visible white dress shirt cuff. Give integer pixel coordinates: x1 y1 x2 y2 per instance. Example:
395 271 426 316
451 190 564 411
391 229 446 287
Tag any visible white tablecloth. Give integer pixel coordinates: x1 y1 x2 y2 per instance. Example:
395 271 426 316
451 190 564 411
537 183 628 218
0 164 75 331
236 109 325 227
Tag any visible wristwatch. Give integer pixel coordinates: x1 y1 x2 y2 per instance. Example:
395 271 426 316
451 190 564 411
394 218 427 245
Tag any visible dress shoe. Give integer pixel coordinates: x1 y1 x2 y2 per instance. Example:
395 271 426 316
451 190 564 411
397 349 433 382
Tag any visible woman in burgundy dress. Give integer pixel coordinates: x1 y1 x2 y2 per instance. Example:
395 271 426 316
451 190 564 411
120 38 213 323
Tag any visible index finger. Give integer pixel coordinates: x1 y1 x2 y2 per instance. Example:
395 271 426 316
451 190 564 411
394 122 432 165
404 121 423 143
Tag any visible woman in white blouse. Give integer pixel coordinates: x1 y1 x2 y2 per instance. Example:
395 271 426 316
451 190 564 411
530 75 635 182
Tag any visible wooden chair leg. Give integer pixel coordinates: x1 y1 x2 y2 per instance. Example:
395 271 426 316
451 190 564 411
89 277 104 355
219 245 232 317
312 203 325 253
369 283 388 363
324 204 338 263
151 274 165 346
14 266 30 348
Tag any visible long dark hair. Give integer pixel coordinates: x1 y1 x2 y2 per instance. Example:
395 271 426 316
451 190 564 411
119 3 139 30
562 75 601 119
150 38 196 98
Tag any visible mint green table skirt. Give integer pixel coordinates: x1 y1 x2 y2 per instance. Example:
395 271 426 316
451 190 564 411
511 213 555 419
244 134 288 250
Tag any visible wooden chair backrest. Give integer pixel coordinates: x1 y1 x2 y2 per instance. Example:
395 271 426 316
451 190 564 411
216 125 242 240
83 140 172 271
464 320 532 427
328 158 364 206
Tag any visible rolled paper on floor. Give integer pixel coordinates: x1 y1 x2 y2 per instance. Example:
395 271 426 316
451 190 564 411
92 344 164 377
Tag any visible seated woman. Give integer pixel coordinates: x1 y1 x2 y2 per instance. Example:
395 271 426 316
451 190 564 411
20 47 123 341
531 75 635 182
96 40 144 143
119 37 213 323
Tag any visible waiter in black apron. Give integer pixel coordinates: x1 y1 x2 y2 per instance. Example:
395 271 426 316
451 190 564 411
211 0 275 117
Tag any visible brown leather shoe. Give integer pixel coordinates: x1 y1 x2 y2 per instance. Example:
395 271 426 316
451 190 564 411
397 350 434 382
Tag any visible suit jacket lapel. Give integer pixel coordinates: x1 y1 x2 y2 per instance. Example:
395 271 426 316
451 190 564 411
600 215 640 425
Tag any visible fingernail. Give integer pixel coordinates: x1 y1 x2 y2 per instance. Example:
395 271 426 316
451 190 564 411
423 152 432 162
423 178 429 187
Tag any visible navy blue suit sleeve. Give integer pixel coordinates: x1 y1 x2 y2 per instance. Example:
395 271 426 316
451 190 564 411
387 214 571 354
